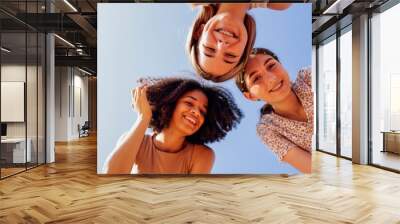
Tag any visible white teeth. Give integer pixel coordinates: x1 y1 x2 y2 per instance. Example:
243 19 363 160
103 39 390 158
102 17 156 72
271 81 283 92
184 115 197 126
218 29 234 37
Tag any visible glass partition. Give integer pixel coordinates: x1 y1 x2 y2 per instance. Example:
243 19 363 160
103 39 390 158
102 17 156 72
1 31 28 178
370 3 400 171
339 27 352 158
317 35 337 155
0 1 46 179
27 30 38 169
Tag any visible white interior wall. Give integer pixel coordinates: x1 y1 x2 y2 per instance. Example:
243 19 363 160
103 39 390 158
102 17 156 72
55 66 69 141
54 67 89 141
1 65 37 138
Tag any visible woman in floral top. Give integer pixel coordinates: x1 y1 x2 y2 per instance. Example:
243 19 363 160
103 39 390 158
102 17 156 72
235 48 313 173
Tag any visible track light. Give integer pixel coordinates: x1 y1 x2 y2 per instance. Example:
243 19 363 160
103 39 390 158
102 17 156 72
54 34 75 48
322 0 355 15
63 0 78 12
1 47 11 53
78 67 93 76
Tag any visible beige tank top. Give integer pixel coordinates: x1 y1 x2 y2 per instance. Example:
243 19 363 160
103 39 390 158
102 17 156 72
134 134 197 174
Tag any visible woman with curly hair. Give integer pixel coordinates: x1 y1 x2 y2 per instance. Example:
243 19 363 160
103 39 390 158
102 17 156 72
103 77 243 174
187 3 291 82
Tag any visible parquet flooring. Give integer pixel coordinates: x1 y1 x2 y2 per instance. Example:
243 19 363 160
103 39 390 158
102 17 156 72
1 163 44 178
1 167 26 178
1 134 399 223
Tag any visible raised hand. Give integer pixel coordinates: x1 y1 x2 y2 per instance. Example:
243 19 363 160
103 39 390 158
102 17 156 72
131 85 152 120
104 85 152 174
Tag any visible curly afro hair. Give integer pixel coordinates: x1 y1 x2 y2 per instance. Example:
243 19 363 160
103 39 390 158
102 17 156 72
139 77 243 145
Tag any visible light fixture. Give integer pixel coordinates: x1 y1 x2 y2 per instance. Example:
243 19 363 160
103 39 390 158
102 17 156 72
78 67 93 76
63 0 78 12
1 47 11 53
322 0 355 15
76 48 85 55
54 34 75 48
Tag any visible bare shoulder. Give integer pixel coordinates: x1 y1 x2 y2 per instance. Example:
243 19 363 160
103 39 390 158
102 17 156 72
190 144 215 174
193 144 215 160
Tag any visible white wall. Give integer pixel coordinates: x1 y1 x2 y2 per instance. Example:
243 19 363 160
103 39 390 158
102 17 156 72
55 66 69 141
1 65 26 130
73 72 89 137
1 65 40 138
54 67 89 141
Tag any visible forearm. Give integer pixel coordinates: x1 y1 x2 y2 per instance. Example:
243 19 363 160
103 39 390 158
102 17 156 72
104 115 150 174
282 146 311 173
257 124 311 173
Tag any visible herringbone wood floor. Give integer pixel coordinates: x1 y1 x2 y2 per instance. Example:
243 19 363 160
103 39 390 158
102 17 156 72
1 134 399 224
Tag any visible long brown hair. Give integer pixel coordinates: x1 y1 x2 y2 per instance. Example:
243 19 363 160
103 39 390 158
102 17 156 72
186 4 256 82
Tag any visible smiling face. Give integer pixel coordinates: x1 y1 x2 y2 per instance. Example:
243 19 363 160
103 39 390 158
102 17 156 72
243 54 291 104
169 90 208 136
197 13 248 77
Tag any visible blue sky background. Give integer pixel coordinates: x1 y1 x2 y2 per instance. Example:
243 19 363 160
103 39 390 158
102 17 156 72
97 3 311 174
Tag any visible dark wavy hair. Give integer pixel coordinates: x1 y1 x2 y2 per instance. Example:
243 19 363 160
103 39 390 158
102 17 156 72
139 77 243 145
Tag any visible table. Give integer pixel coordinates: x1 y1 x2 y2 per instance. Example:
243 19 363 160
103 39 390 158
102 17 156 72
381 131 400 154
1 138 32 163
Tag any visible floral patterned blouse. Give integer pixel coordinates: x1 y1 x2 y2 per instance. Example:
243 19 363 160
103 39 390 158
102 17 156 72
256 68 313 161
